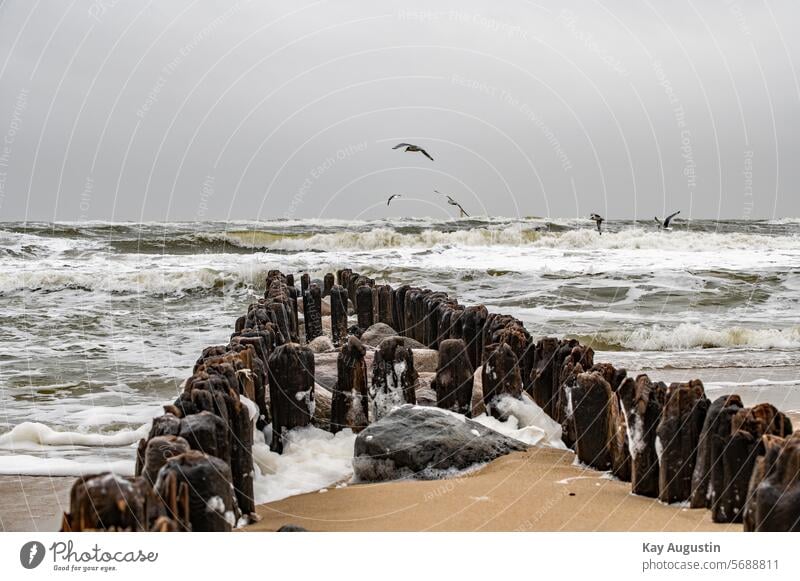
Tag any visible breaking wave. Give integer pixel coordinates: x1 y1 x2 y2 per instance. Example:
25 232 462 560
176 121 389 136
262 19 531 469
212 226 800 253
596 324 800 351
0 265 269 295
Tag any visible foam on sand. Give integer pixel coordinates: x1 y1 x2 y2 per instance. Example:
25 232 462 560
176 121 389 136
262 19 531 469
0 455 134 477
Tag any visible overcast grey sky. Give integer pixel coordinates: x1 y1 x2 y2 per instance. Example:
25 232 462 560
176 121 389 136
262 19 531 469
0 0 798 221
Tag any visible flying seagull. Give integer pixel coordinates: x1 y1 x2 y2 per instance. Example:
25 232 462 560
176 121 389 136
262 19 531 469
435 190 469 217
387 194 401 206
655 210 681 230
392 143 434 161
590 213 604 235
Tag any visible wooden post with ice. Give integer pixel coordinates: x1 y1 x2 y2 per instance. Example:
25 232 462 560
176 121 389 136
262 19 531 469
331 336 369 433
618 374 666 498
268 343 315 454
482 342 523 419
370 337 418 420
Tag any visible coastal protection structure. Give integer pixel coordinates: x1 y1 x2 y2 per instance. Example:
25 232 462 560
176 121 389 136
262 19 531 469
60 269 800 532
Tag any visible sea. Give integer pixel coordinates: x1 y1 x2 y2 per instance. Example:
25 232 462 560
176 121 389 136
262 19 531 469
1 217 799 500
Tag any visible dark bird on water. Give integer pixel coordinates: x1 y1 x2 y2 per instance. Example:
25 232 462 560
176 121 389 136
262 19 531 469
655 210 681 230
590 213 604 235
392 143 434 161
387 194 401 206
435 190 470 217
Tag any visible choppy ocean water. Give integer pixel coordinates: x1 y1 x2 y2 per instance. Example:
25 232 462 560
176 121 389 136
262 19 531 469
1 217 799 480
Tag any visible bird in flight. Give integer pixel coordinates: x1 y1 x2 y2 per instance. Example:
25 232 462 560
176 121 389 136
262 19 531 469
590 213 604 235
655 210 681 230
393 143 434 161
435 190 470 217
387 194 401 206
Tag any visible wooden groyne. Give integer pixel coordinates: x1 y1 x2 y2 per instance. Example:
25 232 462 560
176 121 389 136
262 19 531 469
60 268 800 532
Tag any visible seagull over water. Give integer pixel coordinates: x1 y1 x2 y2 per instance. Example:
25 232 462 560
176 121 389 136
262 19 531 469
655 210 681 230
392 142 434 161
590 213 604 235
435 190 470 217
387 194 401 206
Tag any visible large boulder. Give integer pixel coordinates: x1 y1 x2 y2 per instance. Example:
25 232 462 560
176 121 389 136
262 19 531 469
308 335 335 353
361 323 398 347
353 405 528 481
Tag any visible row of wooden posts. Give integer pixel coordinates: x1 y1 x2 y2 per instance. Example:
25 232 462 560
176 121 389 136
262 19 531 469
60 268 799 531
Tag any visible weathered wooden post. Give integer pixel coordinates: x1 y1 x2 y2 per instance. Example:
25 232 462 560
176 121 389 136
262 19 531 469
712 403 792 523
618 374 667 498
178 411 231 465
330 336 369 433
393 285 410 335
657 380 709 504
690 394 743 508
423 292 448 348
531 337 559 418
356 284 374 329
141 435 191 487
432 338 474 416
403 288 421 342
330 284 349 346
608 385 632 481
323 273 334 297
371 337 418 420
377 284 394 328
744 433 800 531
61 473 154 532
268 343 315 453
463 305 488 370
300 273 310 295
156 450 239 531
482 342 522 419
303 283 323 342
569 372 613 470
570 371 613 470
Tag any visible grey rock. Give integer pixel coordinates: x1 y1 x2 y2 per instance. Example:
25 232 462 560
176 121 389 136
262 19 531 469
308 335 335 353
353 405 527 481
376 335 426 351
361 323 398 346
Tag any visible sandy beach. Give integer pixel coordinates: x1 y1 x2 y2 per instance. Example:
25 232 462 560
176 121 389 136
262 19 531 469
249 447 739 532
0 476 72 532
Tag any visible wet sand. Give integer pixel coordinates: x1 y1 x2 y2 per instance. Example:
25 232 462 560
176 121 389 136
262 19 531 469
249 447 739 532
0 476 72 532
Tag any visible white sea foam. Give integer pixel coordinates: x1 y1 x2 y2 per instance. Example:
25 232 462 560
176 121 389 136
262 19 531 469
473 395 566 449
251 426 356 504
0 422 148 451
